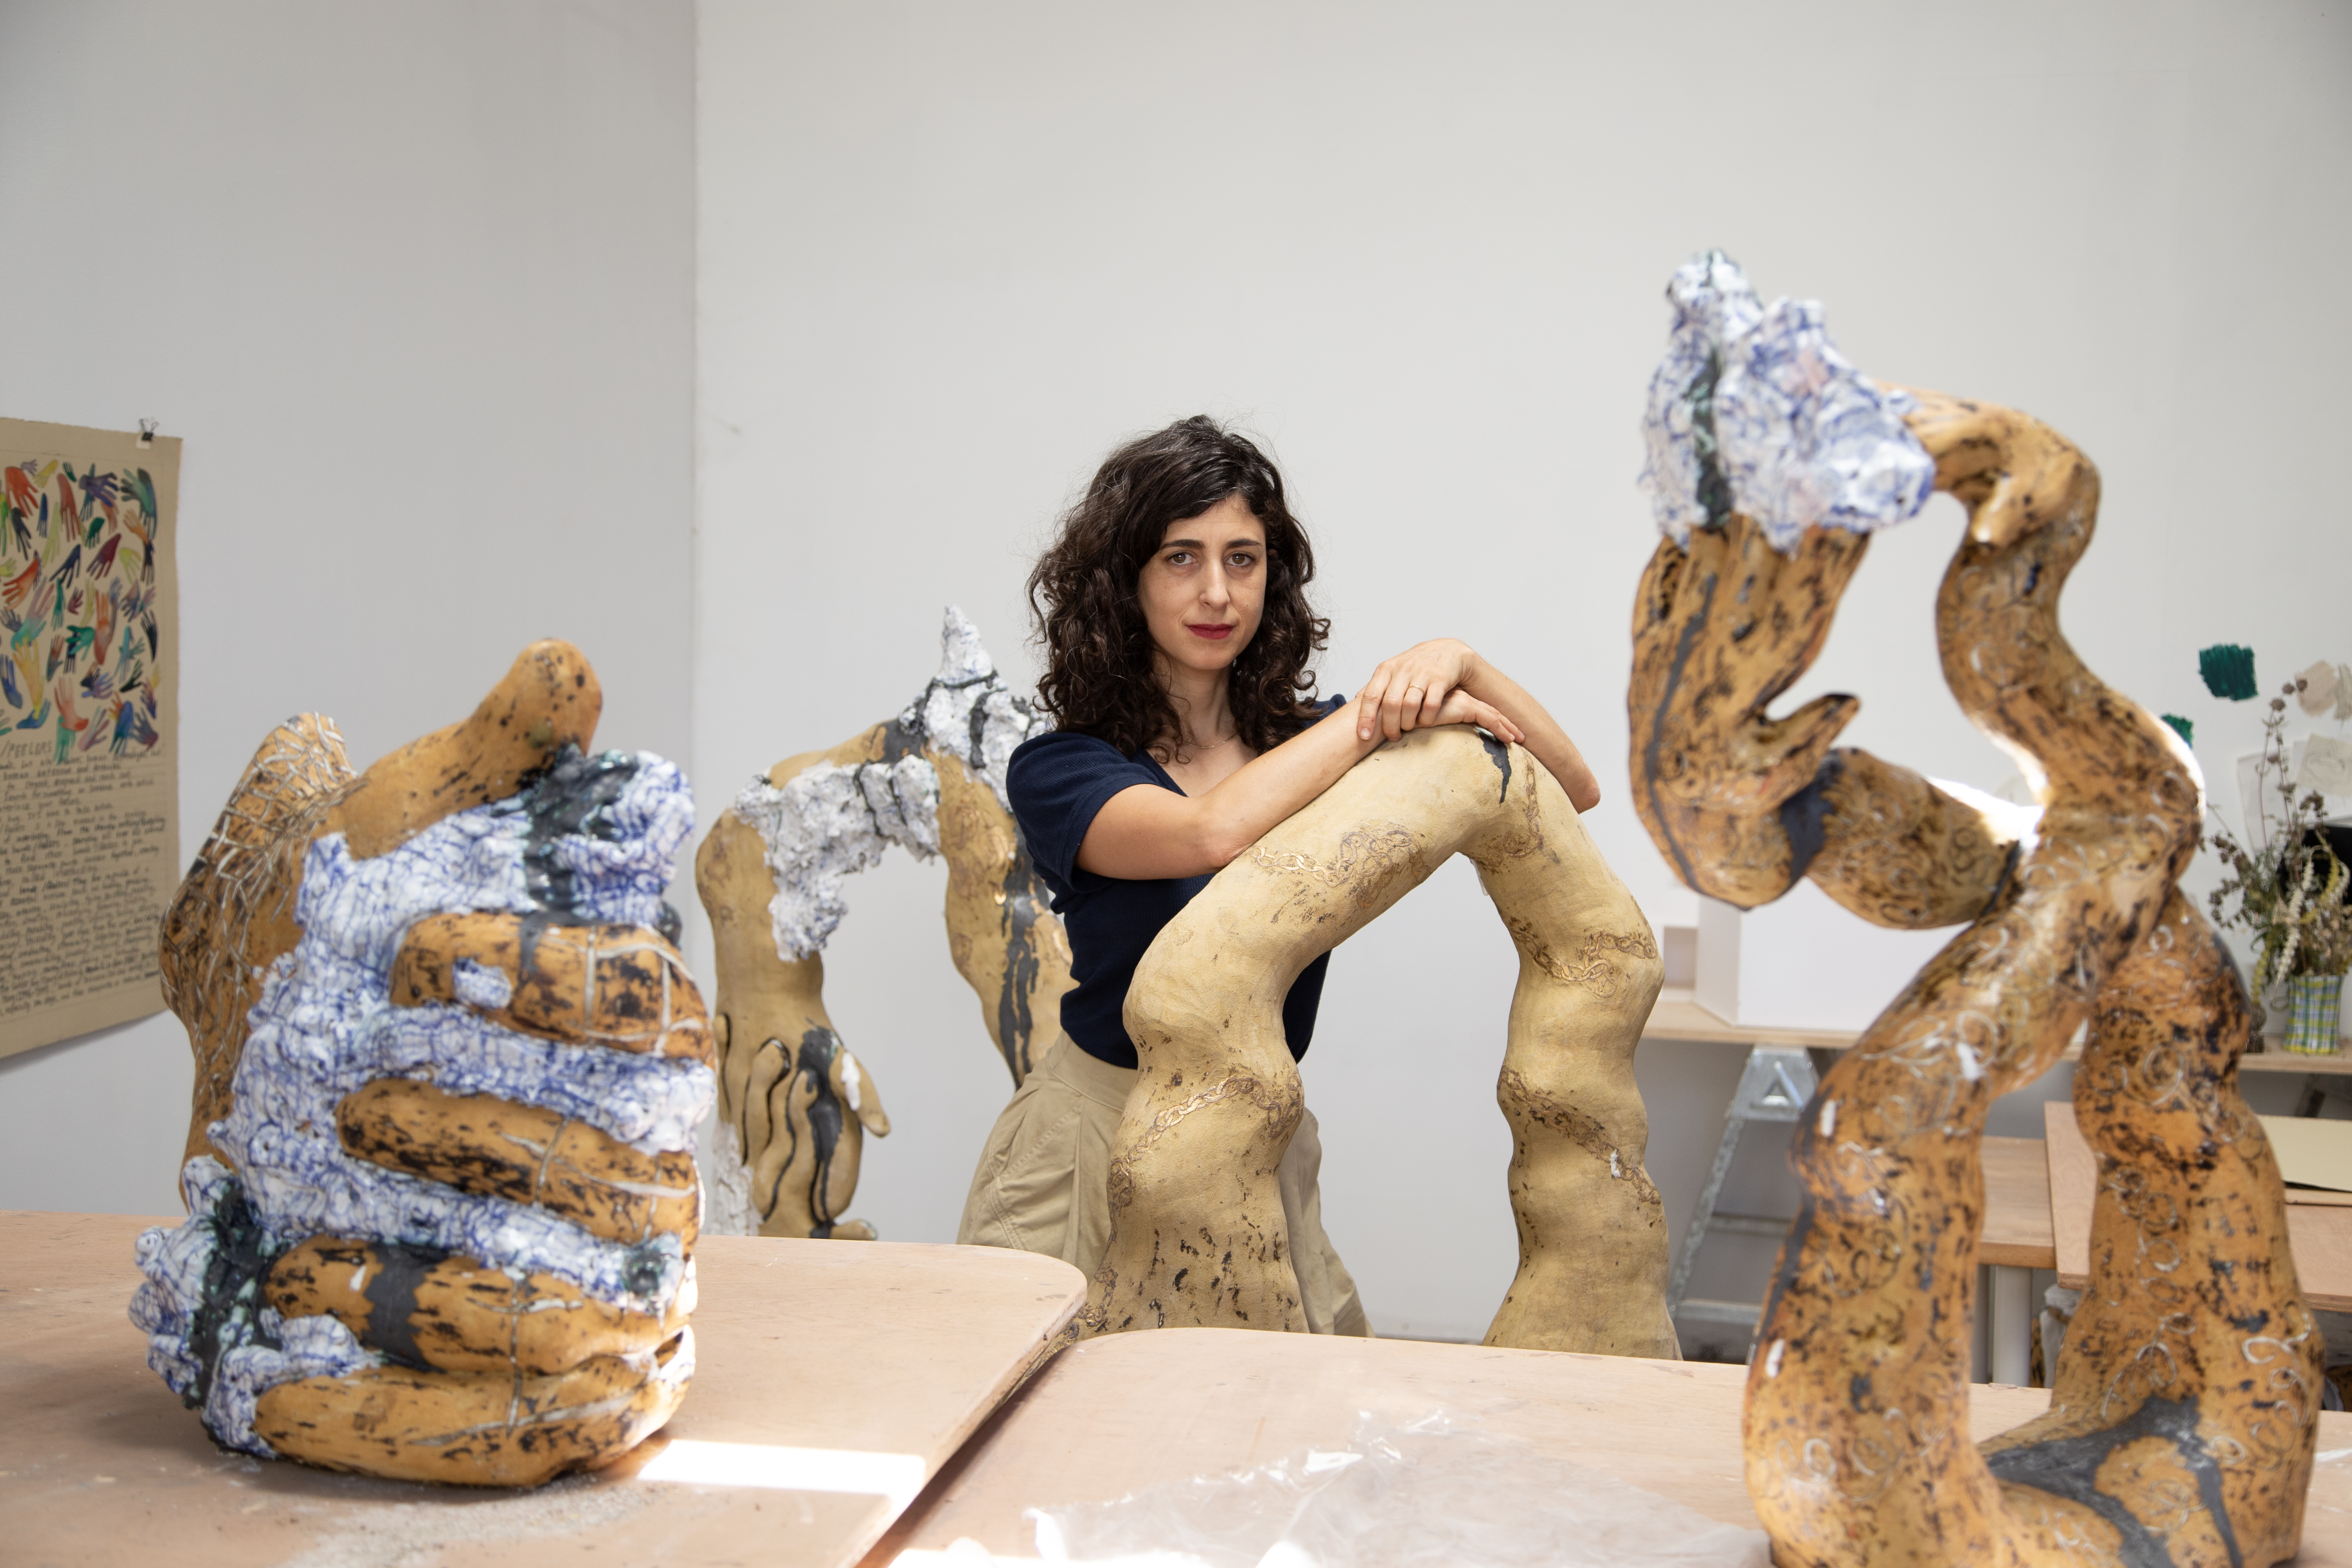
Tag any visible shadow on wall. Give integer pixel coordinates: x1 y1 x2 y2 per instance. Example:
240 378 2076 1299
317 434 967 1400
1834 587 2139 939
0 1014 194 1216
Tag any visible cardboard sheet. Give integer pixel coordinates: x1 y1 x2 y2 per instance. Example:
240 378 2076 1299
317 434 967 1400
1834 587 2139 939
2260 1114 2352 1194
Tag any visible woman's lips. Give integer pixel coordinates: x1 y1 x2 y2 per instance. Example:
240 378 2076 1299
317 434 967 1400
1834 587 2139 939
1186 623 1234 641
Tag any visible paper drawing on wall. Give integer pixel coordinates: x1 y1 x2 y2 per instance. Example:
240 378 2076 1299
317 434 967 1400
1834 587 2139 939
1060 723 1672 1357
0 455 165 759
134 642 711 1487
694 606 1076 1240
0 420 184 1063
1629 252 2318 1566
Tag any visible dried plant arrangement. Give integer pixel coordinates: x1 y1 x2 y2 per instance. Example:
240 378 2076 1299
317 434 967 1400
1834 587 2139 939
2205 679 2352 1051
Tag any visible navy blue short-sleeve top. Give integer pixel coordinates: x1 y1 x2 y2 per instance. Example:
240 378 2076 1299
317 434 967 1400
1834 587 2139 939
1006 704 1341 1069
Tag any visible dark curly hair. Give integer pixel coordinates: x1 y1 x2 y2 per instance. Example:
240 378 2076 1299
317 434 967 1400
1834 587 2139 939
1029 416 1329 762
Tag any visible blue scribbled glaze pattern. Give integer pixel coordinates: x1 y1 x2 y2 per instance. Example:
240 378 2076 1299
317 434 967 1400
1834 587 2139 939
1639 251 1936 553
130 1160 377 1457
130 750 710 1457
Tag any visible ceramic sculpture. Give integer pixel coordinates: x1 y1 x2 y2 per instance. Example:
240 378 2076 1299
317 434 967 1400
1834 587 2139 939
694 607 1075 1239
135 642 710 1487
1629 253 2318 1566
1069 723 1673 1355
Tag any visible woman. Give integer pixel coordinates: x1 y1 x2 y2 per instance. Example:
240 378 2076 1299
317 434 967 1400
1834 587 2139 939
957 416 1600 1335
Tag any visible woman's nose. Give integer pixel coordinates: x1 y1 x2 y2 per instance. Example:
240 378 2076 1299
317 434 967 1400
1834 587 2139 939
1201 564 1231 607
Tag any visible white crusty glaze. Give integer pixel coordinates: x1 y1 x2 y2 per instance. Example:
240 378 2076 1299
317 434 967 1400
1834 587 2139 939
704 1120 760 1240
739 606 1051 963
1639 250 1935 553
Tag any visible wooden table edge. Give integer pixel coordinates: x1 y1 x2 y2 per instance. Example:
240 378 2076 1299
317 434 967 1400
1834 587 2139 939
1978 1241 2058 1269
855 1347 1060 1567
1642 994 2352 1073
824 1265 1084 1568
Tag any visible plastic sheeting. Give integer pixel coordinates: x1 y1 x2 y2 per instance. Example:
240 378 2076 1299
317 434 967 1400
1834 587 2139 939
738 605 1050 963
1025 1413 1769 1568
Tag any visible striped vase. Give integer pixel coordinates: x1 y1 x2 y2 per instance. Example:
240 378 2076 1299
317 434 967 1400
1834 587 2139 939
2283 972 2346 1056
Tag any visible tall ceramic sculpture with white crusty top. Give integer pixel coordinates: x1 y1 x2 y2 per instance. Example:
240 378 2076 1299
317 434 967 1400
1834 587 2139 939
694 607 1077 1240
1067 724 1675 1355
1629 253 2319 1566
136 642 711 1487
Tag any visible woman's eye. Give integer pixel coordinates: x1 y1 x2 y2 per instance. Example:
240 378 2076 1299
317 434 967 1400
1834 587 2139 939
1228 554 1256 570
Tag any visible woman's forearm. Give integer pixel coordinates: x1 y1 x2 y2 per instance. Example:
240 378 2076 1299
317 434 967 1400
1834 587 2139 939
1191 705 1381 861
1463 655 1602 811
1076 706 1378 879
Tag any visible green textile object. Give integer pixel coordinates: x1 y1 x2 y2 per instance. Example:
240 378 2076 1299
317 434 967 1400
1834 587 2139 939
2199 644 2257 701
2161 714 2194 746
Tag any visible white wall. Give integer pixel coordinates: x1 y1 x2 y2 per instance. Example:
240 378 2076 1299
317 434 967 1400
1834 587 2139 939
698 0 2352 1340
0 0 696 1217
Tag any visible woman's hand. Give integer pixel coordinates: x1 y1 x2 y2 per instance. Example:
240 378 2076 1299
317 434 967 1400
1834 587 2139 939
1358 638 1483 741
1085 642 1585 885
1428 688 1523 744
1360 638 1603 813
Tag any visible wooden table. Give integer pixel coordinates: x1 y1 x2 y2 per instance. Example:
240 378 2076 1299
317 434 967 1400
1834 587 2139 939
2044 1104 2352 1311
1 1211 1086 1568
1643 988 2352 1075
863 1328 2352 1565
1644 993 1859 1052
1980 1135 2056 1269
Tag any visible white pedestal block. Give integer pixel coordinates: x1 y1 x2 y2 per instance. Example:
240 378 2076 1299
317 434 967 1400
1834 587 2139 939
1695 880 1954 1033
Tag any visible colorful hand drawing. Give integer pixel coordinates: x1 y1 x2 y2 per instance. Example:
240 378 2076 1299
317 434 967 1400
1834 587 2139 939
0 457 164 762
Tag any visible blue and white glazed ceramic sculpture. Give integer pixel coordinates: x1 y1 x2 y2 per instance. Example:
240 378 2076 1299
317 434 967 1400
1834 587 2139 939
138 642 713 1485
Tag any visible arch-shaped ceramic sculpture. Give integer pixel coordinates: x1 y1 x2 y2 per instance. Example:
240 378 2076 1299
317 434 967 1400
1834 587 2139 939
1629 254 2318 1565
137 642 710 1487
694 608 1076 1239
1071 723 1673 1355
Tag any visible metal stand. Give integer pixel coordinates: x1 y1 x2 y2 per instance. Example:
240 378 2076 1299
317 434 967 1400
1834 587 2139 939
1666 1046 1819 1335
2294 1072 2352 1119
1987 1262 2035 1386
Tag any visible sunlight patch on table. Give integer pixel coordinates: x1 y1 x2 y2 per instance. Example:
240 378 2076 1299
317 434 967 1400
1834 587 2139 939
635 1439 925 1506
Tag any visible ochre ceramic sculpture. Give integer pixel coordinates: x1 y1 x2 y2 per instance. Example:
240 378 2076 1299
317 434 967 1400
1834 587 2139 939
135 642 711 1487
1629 255 2319 1566
1072 724 1673 1355
695 608 1075 1239
696 800 892 1241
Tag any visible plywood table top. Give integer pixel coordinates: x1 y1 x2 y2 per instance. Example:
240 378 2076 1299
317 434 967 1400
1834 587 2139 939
1642 989 2352 1073
2045 1104 2352 1312
1 1210 1086 1568
1979 1134 2057 1270
1642 994 1863 1051
861 1327 2352 1565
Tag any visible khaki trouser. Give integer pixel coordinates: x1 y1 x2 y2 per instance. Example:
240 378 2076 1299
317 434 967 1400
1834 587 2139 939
958 1033 1370 1337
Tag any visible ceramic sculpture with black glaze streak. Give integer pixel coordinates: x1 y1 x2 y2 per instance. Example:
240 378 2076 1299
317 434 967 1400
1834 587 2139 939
693 607 1077 1240
134 641 711 1487
1628 253 2319 1566
1066 719 1675 1356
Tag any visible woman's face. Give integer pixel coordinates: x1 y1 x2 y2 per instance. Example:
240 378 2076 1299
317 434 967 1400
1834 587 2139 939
1138 492 1265 682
